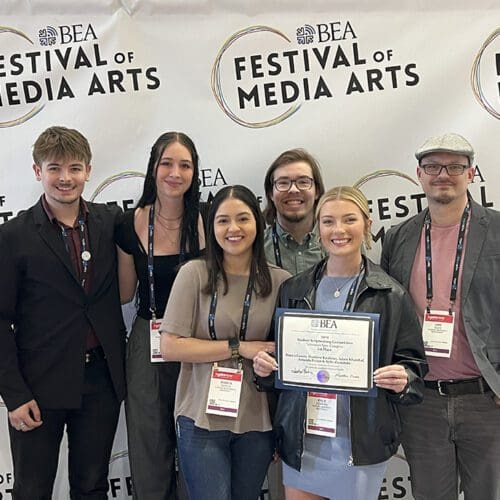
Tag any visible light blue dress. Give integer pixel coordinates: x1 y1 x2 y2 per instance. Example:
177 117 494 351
282 275 388 500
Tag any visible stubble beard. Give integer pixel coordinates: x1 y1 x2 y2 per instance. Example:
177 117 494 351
426 182 459 205
280 211 308 224
427 189 457 206
431 195 455 205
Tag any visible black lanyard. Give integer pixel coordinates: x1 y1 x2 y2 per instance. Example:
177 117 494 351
271 223 283 269
208 274 254 341
424 204 469 313
59 209 90 288
315 259 365 312
147 205 158 320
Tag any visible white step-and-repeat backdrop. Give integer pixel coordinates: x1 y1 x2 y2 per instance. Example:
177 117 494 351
1 1 499 498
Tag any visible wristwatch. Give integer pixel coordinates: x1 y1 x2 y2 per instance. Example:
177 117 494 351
228 336 240 359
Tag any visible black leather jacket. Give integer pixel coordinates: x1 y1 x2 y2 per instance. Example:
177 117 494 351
269 257 428 469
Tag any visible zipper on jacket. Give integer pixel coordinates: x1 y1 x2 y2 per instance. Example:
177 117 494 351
300 296 312 467
301 405 306 462
348 397 353 466
346 275 365 467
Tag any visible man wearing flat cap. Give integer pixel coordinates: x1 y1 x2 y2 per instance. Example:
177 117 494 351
381 133 500 500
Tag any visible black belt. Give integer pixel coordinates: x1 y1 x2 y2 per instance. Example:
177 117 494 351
85 345 106 364
424 377 490 396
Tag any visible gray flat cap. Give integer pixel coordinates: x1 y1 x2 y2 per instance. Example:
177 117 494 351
415 133 474 161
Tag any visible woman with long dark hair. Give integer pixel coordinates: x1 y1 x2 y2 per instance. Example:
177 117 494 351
116 132 206 499
159 185 290 500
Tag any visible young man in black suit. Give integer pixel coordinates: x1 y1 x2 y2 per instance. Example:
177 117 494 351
0 126 126 499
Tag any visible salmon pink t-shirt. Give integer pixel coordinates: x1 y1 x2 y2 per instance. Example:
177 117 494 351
409 221 481 380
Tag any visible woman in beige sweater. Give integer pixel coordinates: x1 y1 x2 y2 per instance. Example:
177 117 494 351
160 185 290 500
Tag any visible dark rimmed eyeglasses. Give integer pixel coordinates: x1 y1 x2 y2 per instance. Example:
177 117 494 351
419 164 470 176
273 176 314 192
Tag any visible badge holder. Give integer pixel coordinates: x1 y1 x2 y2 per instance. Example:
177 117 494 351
422 309 454 358
206 362 243 418
306 391 337 437
150 319 165 363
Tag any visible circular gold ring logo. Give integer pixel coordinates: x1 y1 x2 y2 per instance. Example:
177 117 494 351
0 26 45 128
211 25 301 128
353 169 419 189
471 27 500 120
89 171 145 202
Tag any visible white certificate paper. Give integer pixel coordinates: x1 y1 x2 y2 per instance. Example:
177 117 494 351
276 310 378 394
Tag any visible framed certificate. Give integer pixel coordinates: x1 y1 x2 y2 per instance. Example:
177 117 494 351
275 308 380 397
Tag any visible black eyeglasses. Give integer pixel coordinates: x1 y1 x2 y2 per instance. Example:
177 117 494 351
419 164 469 176
273 176 314 192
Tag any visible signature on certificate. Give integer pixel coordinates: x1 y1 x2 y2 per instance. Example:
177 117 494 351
291 367 313 375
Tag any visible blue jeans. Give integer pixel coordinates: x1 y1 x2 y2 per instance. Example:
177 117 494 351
176 416 274 500
400 387 500 500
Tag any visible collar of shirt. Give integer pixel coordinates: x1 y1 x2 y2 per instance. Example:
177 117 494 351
41 195 89 228
275 220 319 246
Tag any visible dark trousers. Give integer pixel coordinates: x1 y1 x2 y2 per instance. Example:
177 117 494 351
8 359 120 500
125 317 181 500
400 387 500 500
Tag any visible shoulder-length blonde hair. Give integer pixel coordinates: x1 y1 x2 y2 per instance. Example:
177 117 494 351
315 186 372 250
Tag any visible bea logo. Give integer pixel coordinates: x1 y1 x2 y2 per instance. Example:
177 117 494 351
295 20 356 45
319 319 338 329
38 23 97 46
312 319 338 329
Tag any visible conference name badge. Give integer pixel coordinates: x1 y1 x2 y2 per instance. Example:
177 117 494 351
422 310 454 358
149 319 165 363
306 392 337 437
206 363 243 418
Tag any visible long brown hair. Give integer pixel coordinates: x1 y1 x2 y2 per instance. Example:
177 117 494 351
204 185 272 297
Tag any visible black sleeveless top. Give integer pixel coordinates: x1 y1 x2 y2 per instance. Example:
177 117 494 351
115 208 206 320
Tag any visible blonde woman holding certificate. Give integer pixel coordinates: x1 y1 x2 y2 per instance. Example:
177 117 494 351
254 186 427 500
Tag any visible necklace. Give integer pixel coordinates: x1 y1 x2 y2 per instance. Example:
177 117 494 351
156 211 182 223
154 218 180 247
333 276 356 298
155 215 181 232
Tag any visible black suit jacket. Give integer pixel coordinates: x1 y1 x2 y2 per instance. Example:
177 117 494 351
0 198 126 411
